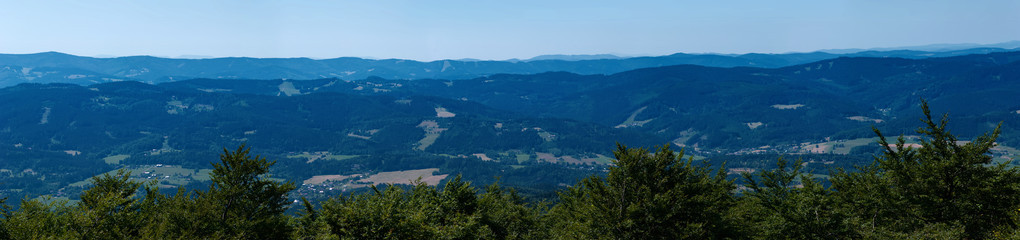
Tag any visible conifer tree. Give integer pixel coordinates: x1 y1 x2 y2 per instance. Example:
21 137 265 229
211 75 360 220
0 197 9 239
549 144 737 239
740 158 851 239
72 169 148 239
200 144 297 239
831 100 1020 238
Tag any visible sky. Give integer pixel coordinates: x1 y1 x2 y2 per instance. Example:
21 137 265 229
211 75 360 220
1 0 1019 61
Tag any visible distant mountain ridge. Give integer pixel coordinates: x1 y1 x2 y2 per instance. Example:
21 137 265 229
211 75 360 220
818 40 1020 54
1 46 1018 87
524 54 624 61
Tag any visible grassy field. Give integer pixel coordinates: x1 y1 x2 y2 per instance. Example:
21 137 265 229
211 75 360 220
69 165 213 187
583 154 616 165
992 145 1020 165
615 106 651 128
102 154 130 164
537 131 556 141
287 152 360 163
827 137 880 154
536 152 557 163
278 81 301 96
149 137 178 156
516 153 531 164
303 174 357 185
416 133 441 151
416 120 447 151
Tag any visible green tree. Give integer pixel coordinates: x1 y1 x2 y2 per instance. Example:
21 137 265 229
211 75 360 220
136 187 208 238
292 197 331 239
320 183 445 239
830 100 1020 238
3 197 77 239
199 144 297 239
739 158 851 239
0 197 8 239
71 169 148 239
549 144 738 239
318 175 546 239
476 180 548 239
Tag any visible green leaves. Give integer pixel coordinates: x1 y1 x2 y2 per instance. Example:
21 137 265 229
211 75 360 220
549 144 737 239
832 100 1020 238
73 169 148 239
202 143 297 239
740 158 852 239
316 176 544 239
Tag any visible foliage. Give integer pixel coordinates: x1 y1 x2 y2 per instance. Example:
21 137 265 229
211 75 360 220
200 144 297 239
739 158 852 239
829 100 1020 238
548 144 737 239
0 144 299 239
73 169 150 239
315 176 545 239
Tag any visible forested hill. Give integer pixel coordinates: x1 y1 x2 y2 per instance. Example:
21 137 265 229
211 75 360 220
162 51 1020 150
0 80 663 201
0 47 1015 87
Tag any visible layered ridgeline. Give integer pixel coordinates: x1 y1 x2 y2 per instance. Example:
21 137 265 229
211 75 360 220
2 51 1020 204
1 46 1017 87
163 51 1020 151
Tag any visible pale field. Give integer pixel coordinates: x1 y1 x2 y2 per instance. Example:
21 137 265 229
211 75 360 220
103 154 130 164
616 106 654 128
359 168 448 186
435 107 456 118
771 104 804 110
582 154 616 165
472 153 493 161
536 152 557 163
303 174 357 185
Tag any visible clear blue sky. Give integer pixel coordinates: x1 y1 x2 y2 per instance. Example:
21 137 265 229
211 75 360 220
2 0 1018 61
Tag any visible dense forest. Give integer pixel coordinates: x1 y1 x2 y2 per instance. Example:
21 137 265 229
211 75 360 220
2 102 1019 239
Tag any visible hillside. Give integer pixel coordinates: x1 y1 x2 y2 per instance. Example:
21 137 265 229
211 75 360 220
0 81 662 201
1 47 1016 87
162 51 1020 151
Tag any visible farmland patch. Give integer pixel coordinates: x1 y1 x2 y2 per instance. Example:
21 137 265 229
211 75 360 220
359 168 448 186
771 104 804 110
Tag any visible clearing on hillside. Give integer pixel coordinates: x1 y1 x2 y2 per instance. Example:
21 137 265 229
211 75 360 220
615 106 655 128
771 104 804 110
359 168 448 186
435 107 456 118
103 154 130 164
278 81 301 96
415 120 447 151
303 174 359 185
288 152 359 163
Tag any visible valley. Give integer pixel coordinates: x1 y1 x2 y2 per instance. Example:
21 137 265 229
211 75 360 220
2 50 1020 203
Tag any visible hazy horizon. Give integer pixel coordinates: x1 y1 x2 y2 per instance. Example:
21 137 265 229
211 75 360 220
3 40 1016 62
3 0 1019 61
